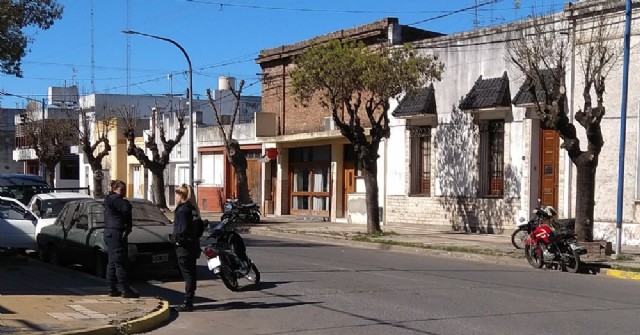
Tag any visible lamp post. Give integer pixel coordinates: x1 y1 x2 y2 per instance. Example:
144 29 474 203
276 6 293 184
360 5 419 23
0 92 46 177
122 30 194 187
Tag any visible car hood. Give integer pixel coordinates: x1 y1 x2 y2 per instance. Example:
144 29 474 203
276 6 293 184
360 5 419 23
128 225 173 244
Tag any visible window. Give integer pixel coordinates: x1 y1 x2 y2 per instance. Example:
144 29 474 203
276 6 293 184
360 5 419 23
201 153 224 186
60 156 79 180
410 126 432 196
479 121 504 197
290 146 331 214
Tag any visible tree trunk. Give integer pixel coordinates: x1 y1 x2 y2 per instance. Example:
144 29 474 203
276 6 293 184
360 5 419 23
574 161 596 242
90 163 105 198
44 162 56 188
362 158 382 234
227 140 252 204
151 169 167 209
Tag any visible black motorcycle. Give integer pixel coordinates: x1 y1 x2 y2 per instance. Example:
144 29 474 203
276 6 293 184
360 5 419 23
221 199 261 223
202 212 260 291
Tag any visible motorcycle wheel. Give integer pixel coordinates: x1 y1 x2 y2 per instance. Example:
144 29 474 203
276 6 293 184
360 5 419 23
246 263 261 284
219 263 240 291
251 214 261 223
561 249 581 273
511 228 528 249
525 244 544 269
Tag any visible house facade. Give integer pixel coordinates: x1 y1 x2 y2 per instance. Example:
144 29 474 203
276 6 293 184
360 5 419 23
255 18 442 222
386 0 640 244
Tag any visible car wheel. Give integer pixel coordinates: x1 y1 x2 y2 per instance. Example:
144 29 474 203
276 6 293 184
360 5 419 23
94 251 107 279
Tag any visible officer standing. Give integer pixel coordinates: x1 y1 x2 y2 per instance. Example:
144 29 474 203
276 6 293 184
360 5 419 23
104 180 139 298
172 184 201 311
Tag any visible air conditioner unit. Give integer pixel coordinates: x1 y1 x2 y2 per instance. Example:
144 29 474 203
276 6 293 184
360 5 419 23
323 116 336 131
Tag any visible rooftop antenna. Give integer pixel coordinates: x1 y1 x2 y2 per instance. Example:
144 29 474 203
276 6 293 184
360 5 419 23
514 0 520 18
474 0 480 29
90 0 95 93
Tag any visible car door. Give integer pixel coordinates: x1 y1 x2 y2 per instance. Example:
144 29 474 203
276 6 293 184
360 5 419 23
0 197 37 249
64 202 92 266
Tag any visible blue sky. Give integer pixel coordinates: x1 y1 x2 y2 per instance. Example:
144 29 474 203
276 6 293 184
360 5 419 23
0 0 566 108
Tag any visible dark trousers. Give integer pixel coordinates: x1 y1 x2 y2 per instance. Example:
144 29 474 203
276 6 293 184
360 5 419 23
104 229 130 290
176 246 198 305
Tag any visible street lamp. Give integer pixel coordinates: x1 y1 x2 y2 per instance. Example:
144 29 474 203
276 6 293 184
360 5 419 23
122 30 194 187
0 91 46 177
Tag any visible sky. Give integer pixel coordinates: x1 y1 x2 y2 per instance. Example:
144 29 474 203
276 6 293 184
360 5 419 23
0 0 568 108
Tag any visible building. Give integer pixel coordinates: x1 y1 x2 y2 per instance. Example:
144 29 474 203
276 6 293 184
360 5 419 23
255 18 442 221
0 107 25 173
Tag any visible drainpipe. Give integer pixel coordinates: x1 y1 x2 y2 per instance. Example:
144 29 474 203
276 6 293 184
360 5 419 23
383 137 388 226
564 3 576 218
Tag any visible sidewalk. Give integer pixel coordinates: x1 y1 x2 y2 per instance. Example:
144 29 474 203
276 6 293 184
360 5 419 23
0 256 170 335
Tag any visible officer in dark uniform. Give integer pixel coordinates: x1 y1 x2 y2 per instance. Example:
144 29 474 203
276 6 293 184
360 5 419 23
172 184 201 311
104 180 138 298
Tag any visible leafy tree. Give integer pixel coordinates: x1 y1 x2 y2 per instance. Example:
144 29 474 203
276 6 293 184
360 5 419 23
508 10 620 241
118 105 186 209
0 0 63 77
206 79 252 204
290 40 443 234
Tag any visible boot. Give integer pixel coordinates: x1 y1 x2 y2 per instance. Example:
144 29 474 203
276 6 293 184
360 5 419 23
175 302 194 312
121 287 139 299
107 284 121 297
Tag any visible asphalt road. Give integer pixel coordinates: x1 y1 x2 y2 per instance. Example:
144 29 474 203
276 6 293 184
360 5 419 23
140 235 640 335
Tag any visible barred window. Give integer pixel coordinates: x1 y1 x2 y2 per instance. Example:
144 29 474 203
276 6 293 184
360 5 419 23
478 121 504 197
410 126 431 196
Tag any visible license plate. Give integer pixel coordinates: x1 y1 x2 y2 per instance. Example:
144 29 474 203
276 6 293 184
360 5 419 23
207 256 221 271
152 253 169 263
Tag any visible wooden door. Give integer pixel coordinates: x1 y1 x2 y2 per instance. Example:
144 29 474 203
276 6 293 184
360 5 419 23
343 161 355 217
539 129 559 209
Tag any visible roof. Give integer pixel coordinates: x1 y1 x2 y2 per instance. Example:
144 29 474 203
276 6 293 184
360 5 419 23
0 174 49 187
256 18 444 65
392 84 437 118
459 72 511 110
33 192 92 201
512 69 560 106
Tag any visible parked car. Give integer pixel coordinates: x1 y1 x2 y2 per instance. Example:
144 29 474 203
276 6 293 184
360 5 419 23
37 198 178 278
0 174 51 205
0 192 92 251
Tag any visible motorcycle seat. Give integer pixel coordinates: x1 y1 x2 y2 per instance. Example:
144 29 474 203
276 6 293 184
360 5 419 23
242 203 257 208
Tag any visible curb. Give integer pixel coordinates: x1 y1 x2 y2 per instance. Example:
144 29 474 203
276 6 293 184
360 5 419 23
605 269 640 280
53 299 171 335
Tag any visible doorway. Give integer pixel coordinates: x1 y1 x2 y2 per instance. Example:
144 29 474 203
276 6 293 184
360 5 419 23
539 128 559 209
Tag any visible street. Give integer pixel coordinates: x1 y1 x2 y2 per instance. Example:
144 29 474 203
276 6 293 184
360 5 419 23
138 235 640 335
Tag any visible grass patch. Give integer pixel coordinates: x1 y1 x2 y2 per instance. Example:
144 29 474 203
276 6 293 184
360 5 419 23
612 254 635 261
611 264 640 273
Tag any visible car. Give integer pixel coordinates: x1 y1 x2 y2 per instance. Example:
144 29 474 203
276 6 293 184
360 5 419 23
37 198 178 278
0 173 51 205
0 193 91 251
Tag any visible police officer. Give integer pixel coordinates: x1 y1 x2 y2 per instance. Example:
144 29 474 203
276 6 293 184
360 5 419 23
172 184 201 311
104 180 138 298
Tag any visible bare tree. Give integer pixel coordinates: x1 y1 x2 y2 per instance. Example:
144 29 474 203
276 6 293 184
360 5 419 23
65 107 112 197
117 104 186 209
19 101 75 186
508 8 620 241
206 79 252 204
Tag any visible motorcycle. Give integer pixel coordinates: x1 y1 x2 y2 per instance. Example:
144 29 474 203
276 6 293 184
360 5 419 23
524 206 586 273
511 204 551 249
201 212 260 291
221 199 261 223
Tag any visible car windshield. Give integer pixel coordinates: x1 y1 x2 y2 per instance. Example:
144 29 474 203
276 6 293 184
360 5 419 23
40 198 86 218
0 185 50 205
92 202 170 227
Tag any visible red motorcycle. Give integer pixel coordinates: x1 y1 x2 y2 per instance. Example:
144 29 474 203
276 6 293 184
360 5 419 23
524 206 586 273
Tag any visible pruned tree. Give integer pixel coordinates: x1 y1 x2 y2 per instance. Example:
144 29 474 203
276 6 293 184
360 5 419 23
206 79 252 204
66 107 112 198
0 0 63 77
117 104 186 209
508 9 621 241
20 101 75 186
290 40 444 234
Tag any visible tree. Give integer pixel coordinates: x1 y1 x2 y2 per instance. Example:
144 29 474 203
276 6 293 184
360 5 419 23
0 0 63 77
508 9 620 241
118 105 186 209
66 107 112 198
20 101 75 186
206 79 252 204
290 40 444 234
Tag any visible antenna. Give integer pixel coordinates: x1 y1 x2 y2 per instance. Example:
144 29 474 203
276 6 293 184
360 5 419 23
126 0 131 94
473 0 480 29
90 0 95 93
514 0 520 18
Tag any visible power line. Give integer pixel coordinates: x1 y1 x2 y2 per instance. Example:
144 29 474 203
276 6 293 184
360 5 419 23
408 0 503 26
